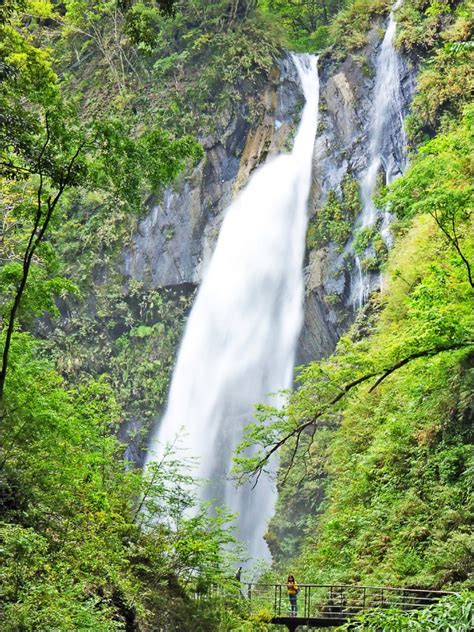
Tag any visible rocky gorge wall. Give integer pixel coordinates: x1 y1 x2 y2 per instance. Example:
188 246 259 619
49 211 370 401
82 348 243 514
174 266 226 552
122 26 416 368
48 19 417 468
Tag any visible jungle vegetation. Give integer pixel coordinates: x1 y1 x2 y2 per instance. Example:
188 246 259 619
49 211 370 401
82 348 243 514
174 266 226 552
1 0 473 629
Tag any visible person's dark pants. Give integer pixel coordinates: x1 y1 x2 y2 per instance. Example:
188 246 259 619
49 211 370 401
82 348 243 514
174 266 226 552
289 594 297 615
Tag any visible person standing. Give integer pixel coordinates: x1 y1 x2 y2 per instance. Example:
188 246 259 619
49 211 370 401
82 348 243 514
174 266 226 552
287 574 299 617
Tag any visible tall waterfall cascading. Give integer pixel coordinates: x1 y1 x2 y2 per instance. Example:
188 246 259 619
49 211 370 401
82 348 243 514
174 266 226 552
145 54 320 561
350 1 407 308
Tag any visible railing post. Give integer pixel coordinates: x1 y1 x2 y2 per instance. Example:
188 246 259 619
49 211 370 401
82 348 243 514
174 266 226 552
274 584 277 615
279 583 282 616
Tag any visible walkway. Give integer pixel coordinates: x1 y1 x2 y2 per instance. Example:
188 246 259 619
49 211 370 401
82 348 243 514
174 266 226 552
243 583 452 630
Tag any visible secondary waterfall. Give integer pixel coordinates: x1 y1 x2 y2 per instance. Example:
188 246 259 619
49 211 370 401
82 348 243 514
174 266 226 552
351 1 406 308
145 54 320 560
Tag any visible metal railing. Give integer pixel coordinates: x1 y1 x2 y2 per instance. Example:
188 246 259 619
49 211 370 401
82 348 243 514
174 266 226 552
241 583 454 620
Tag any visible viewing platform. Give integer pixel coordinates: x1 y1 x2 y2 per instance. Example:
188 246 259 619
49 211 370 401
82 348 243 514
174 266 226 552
241 582 453 630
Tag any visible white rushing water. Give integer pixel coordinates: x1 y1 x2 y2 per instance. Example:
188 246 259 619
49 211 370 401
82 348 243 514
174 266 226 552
145 54 320 561
351 1 406 308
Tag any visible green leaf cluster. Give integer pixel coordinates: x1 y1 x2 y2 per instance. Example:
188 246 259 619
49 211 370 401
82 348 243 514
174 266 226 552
135 1 281 134
0 333 247 629
0 7 252 627
307 174 362 252
352 226 388 271
46 282 194 450
55 1 282 135
337 592 474 631
260 0 345 51
396 0 473 140
0 0 202 399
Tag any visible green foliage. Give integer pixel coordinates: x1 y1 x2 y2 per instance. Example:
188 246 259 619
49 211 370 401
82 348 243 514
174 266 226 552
396 0 474 137
2 0 473 628
0 334 245 629
135 1 281 134
261 0 344 50
337 592 474 631
328 0 391 53
296 344 474 587
47 282 193 449
396 0 472 53
352 226 388 271
384 104 473 286
57 0 281 134
412 45 474 132
266 426 333 564
307 174 361 251
353 226 378 255
0 0 202 401
387 105 473 220
125 2 164 48
0 5 252 627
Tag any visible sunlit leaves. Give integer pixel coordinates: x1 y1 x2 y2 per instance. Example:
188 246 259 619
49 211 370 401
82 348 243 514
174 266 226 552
341 592 474 631
385 105 474 288
0 335 242 628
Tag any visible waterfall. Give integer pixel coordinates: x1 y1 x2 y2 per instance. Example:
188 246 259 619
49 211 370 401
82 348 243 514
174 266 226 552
145 54 320 561
350 1 406 308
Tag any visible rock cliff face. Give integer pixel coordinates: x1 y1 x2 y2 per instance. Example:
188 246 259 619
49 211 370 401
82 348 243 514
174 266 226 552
122 59 302 290
47 18 416 468
300 26 415 361
122 26 415 367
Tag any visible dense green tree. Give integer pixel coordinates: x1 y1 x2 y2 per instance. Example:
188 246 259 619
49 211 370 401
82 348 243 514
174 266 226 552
0 0 202 400
385 105 474 287
0 3 256 628
0 335 245 629
261 0 344 48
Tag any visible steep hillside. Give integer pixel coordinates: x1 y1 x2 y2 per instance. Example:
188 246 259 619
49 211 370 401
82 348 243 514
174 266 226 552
260 3 472 581
242 0 474 602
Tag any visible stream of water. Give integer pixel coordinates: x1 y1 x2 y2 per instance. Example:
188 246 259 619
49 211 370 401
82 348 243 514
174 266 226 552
145 54 320 561
350 1 407 308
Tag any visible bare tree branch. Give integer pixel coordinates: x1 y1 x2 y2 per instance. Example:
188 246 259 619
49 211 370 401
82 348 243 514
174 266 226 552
0 132 86 401
0 162 37 177
430 210 473 288
247 341 474 484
